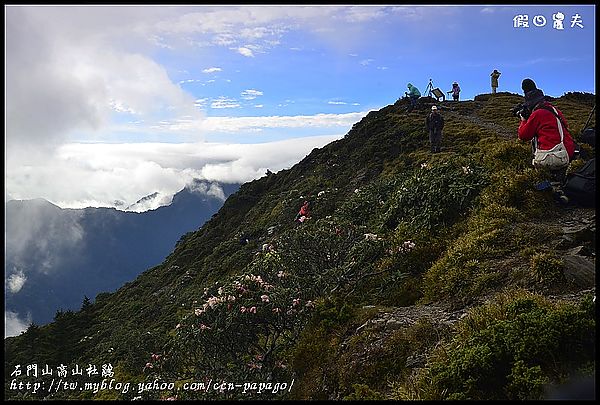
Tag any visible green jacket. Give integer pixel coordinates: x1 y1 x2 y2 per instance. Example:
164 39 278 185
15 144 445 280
407 83 421 97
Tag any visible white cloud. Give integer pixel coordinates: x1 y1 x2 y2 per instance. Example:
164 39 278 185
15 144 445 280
195 136 344 183
194 98 209 108
7 270 27 293
5 311 31 338
188 181 226 201
202 67 222 73
241 89 264 100
5 133 349 210
360 59 374 66
343 6 388 22
163 111 369 133
328 101 347 105
125 192 175 213
5 6 202 165
211 97 241 109
237 47 255 57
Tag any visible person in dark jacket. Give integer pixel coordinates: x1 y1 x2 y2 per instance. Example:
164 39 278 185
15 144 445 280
517 79 575 203
425 105 444 153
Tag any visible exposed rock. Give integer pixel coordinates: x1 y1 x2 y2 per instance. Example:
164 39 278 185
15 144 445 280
562 255 595 288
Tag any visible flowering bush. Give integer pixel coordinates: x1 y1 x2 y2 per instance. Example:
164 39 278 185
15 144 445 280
143 221 390 399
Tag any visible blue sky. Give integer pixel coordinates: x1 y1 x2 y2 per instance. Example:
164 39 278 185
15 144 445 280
4 4 596 209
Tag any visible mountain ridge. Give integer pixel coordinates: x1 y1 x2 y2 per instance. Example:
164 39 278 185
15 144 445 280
4 92 595 400
4 180 240 330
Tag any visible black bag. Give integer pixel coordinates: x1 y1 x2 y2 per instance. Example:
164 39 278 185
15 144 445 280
563 158 595 206
580 127 595 148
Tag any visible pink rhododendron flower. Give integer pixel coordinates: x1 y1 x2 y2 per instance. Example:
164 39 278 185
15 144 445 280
249 306 257 313
207 296 221 308
261 295 270 302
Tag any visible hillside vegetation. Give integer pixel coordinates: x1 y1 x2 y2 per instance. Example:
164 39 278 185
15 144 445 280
4 91 595 400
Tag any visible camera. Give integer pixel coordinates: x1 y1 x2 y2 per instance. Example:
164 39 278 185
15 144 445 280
511 103 531 119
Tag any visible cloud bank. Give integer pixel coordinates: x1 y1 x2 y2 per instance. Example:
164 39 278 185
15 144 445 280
5 311 31 338
5 135 344 209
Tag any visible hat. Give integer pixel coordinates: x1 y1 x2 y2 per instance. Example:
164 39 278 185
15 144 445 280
431 105 437 110
521 78 537 93
524 88 545 108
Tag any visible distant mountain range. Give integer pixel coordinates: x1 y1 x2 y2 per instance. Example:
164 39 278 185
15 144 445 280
4 180 239 330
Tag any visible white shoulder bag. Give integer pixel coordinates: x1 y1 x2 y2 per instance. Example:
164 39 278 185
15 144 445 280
532 106 570 169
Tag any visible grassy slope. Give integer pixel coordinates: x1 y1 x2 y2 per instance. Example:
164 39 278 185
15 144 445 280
4 92 595 400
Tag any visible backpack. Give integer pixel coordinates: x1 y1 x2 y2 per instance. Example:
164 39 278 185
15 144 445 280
580 127 595 148
563 158 595 207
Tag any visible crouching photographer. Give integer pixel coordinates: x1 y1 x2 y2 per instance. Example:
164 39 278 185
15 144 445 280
516 78 576 204
511 103 531 121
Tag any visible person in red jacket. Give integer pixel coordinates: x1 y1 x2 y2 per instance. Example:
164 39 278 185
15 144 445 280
294 200 310 222
517 79 575 202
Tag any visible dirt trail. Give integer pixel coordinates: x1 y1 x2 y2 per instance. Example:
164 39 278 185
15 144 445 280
444 109 516 139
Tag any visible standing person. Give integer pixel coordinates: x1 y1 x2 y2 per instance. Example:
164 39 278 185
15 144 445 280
490 69 501 93
405 83 421 112
447 81 461 101
517 79 575 203
425 105 444 153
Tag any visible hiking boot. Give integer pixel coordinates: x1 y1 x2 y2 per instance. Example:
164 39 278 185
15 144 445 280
557 194 570 205
552 188 569 205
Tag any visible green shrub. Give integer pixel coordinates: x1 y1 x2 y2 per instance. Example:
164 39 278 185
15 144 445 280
396 290 595 400
530 252 565 285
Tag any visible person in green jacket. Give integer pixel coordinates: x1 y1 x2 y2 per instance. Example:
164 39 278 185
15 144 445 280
405 83 421 111
490 69 501 94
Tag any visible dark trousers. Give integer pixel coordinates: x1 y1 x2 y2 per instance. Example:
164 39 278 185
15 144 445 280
429 129 442 152
408 96 419 108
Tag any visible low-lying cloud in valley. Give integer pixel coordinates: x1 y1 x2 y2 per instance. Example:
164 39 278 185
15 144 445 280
6 135 344 209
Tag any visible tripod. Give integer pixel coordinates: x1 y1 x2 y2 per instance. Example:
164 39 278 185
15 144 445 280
424 79 434 97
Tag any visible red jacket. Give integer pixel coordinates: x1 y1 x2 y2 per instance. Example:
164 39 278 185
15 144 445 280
518 102 575 158
299 202 310 216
